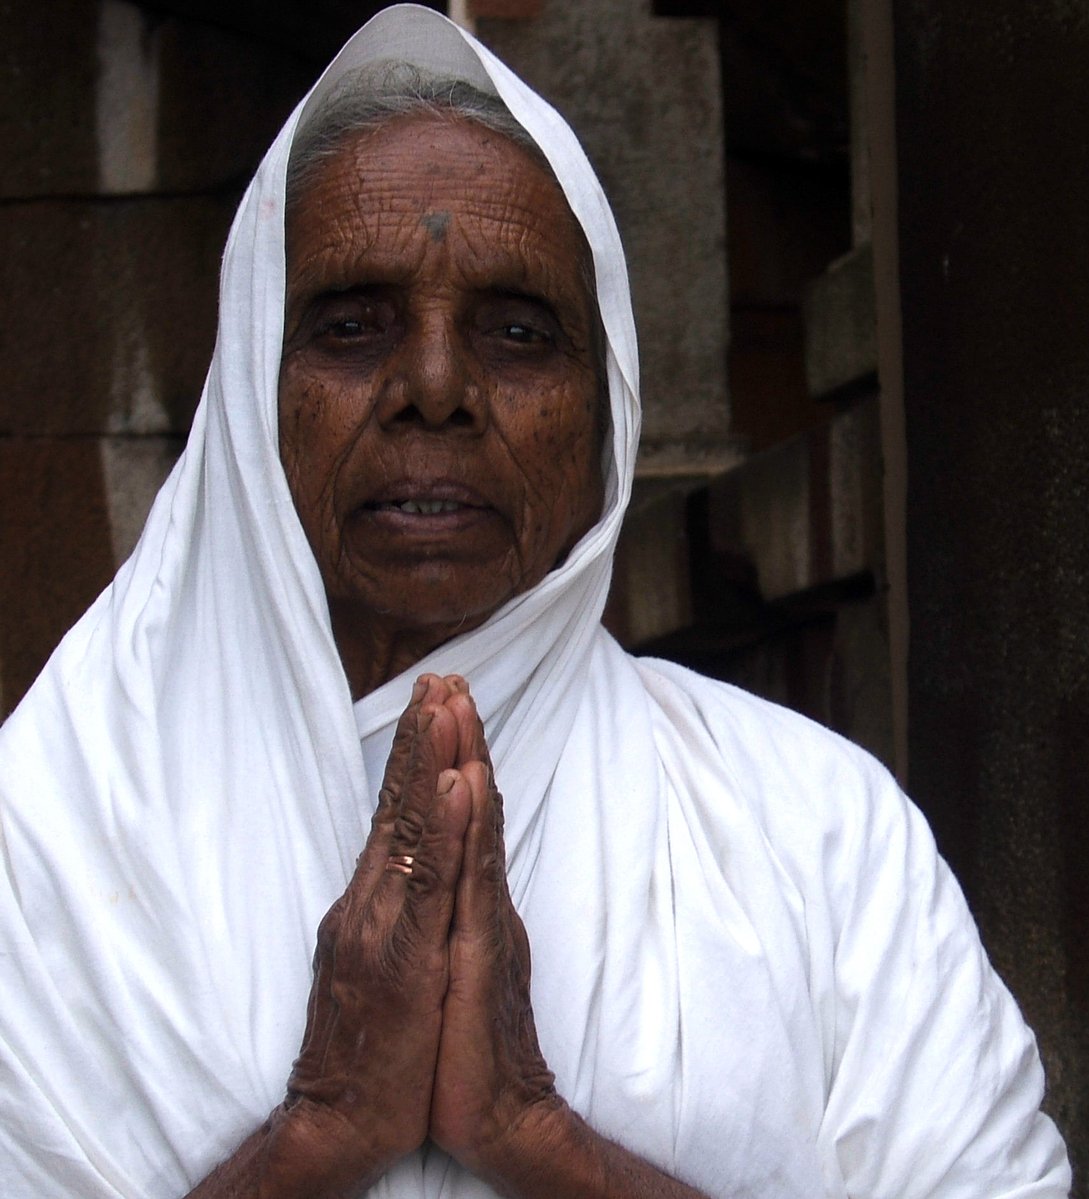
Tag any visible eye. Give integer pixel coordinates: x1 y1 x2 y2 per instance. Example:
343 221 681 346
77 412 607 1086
500 322 552 345
478 293 562 353
327 318 364 338
310 289 397 344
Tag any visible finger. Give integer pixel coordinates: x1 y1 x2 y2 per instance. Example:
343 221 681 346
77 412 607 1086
449 759 504 943
439 675 481 766
391 702 460 845
368 768 473 965
377 674 449 812
346 675 454 904
445 690 491 774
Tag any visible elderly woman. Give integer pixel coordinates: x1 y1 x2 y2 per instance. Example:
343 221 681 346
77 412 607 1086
0 6 1069 1199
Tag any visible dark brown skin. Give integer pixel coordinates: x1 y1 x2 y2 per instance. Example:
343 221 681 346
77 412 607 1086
278 113 604 700
186 115 711 1198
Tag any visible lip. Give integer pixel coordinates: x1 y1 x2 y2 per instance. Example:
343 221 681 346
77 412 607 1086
361 479 493 510
350 478 500 535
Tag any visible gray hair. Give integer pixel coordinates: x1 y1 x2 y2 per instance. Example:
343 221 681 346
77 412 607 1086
287 64 548 210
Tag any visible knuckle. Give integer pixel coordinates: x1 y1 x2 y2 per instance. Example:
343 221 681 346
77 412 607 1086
315 899 346 953
394 808 427 843
403 853 444 892
327 975 367 1011
372 788 398 827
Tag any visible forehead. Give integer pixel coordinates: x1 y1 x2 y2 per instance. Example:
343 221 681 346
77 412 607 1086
285 112 590 292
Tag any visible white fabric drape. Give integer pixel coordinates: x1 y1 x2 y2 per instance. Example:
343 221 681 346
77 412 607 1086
0 6 1070 1198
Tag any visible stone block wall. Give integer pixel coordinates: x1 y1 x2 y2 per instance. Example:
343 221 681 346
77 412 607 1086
2 0 741 712
478 0 738 477
0 0 311 713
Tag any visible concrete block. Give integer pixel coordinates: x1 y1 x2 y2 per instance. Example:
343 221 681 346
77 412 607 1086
470 0 544 17
2 0 310 200
95 0 160 195
155 15 312 193
727 156 851 309
605 478 694 647
0 194 233 436
0 0 100 198
709 435 811 601
479 0 731 466
802 241 877 399
100 435 183 565
114 0 372 65
707 396 882 601
0 431 182 715
0 437 115 715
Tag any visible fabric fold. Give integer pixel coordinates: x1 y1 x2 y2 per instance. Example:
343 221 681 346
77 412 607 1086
0 6 1069 1198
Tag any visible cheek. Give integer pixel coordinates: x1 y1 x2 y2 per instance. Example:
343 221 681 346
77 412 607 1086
278 373 356 528
511 384 602 542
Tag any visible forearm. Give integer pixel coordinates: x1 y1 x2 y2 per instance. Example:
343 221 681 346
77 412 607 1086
183 1103 387 1199
475 1101 712 1199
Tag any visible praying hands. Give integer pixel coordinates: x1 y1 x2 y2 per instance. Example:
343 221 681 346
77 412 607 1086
187 676 707 1199
281 672 560 1194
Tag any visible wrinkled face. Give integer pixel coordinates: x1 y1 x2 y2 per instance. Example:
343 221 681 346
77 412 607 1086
279 112 604 654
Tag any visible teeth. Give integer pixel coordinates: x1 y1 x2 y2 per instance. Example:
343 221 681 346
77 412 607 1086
394 500 463 515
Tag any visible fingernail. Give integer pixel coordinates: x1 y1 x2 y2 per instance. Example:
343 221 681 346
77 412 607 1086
437 769 458 795
411 677 427 703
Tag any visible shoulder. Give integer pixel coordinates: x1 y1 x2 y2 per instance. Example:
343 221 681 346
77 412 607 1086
633 653 881 765
627 654 963 974
631 653 899 843
628 658 1069 1196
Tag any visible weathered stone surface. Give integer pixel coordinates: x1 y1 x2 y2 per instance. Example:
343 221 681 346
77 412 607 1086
0 0 99 197
99 435 183 565
0 437 115 716
116 0 409 65
802 241 876 400
0 433 179 715
469 0 543 17
155 14 311 193
2 0 311 200
0 194 233 436
478 0 733 470
605 479 694 646
724 150 851 453
707 397 883 602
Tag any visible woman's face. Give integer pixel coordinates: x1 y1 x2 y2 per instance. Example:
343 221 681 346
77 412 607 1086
279 112 604 680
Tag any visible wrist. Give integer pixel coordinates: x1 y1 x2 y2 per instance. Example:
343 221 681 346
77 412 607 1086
471 1097 601 1199
259 1099 391 1199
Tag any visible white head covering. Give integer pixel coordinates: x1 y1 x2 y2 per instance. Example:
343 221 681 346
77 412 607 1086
0 7 1071 1199
0 5 645 1194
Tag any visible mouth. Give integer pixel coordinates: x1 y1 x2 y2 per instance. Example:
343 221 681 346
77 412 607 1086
360 479 493 516
352 482 499 540
367 499 476 515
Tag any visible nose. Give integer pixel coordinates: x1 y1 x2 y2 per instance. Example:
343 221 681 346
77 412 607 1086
375 315 487 432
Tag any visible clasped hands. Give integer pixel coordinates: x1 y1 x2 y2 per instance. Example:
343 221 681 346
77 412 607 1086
272 674 561 1196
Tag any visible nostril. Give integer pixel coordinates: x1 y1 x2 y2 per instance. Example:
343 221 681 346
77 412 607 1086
390 403 477 429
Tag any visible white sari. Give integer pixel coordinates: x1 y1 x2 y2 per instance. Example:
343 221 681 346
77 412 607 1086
0 6 1069 1197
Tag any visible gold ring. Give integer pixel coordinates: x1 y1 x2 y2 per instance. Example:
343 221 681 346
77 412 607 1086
385 854 415 876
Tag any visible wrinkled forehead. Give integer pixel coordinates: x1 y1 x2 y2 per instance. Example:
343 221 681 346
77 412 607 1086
285 105 598 309
279 7 633 507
